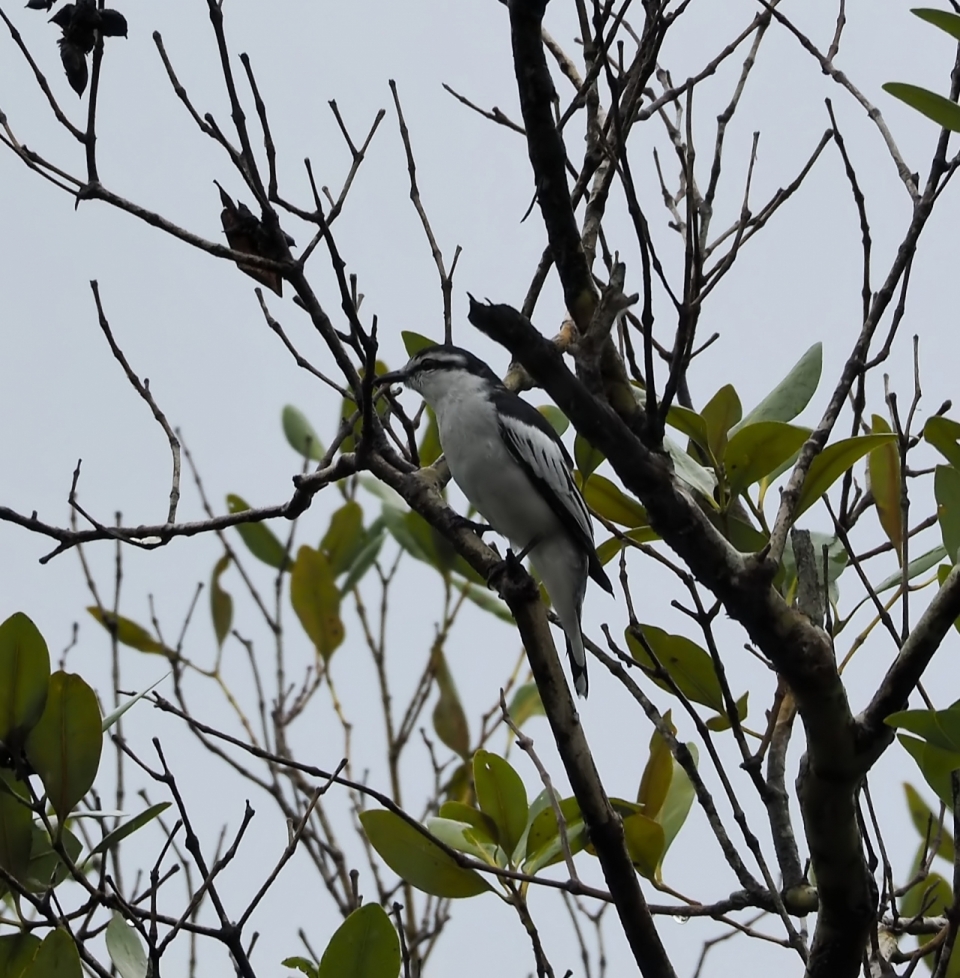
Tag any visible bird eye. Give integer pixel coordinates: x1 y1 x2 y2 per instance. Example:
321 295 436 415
418 358 437 371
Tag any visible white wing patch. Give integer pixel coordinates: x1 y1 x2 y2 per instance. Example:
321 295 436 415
498 416 594 551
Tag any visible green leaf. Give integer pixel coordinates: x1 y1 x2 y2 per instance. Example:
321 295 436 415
506 683 545 729
925 416 960 470
381 506 437 566
904 782 955 864
794 434 898 518
700 384 742 461
105 914 148 978
724 422 810 498
582 475 649 528
24 672 103 821
625 625 726 714
901 863 952 921
424 817 493 863
25 822 82 890
23 929 81 978
401 331 438 356
87 803 171 863
622 812 665 880
936 465 960 563
282 405 325 461
86 608 172 658
437 802 498 845
913 7 960 40
340 524 385 593
663 436 718 501
781 531 848 602
665 405 709 454
574 434 604 480
316 903 400 978
0 612 50 745
705 692 749 732
282 958 319 978
0 771 32 885
210 555 233 649
637 721 674 819
869 415 902 558
0 934 41 978
886 707 960 753
101 673 168 733
432 649 469 757
596 526 660 565
874 545 947 593
897 733 960 808
418 410 443 467
474 750 528 857
359 809 491 898
537 405 569 436
522 796 587 874
290 546 344 660
321 502 365 576
226 495 290 570
736 343 822 430
656 743 698 869
884 82 960 132
459 583 513 622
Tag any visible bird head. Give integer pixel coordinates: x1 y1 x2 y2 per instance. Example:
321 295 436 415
376 344 501 409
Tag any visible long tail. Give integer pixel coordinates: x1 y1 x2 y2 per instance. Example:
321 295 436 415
565 628 588 698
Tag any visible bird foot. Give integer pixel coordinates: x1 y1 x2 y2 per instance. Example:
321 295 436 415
455 515 493 537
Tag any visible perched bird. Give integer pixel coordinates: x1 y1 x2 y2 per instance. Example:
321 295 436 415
378 343 612 697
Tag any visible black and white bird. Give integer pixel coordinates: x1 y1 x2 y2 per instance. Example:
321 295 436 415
377 344 613 697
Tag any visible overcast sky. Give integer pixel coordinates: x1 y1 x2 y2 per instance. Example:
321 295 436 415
2 2 959 976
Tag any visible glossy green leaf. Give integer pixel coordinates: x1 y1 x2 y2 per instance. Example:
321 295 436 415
432 649 469 757
26 823 82 890
522 796 586 874
724 422 810 498
884 82 960 131
86 608 172 658
418 409 443 467
705 692 749 732
537 405 569 436
459 583 513 622
936 465 960 563
0 612 50 745
24 672 103 821
0 934 41 978
401 331 438 356
507 683 545 729
904 782 955 864
424 817 492 862
23 929 81 978
700 384 742 461
925 416 960 470
101 673 167 733
897 733 960 808
474 750 528 857
340 525 385 593
656 743 698 867
582 475 648 528
869 415 902 558
913 7 960 40
282 957 318 978
290 546 344 660
887 707 960 753
736 343 822 430
637 722 673 819
622 812 665 880
794 434 898 518
874 545 947 593
359 809 491 898
210 555 233 649
316 903 400 978
574 434 604 480
625 625 725 713
226 495 290 570
437 802 498 845
0 770 32 885
663 436 718 501
321 502 365 576
87 803 171 863
665 405 709 454
105 915 147 978
282 405 325 461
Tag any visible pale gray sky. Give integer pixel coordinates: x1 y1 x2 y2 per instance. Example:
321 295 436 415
2 2 959 976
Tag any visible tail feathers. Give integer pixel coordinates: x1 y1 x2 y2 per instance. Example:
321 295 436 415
565 630 589 698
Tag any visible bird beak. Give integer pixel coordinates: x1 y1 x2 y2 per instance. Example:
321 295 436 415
375 368 408 388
